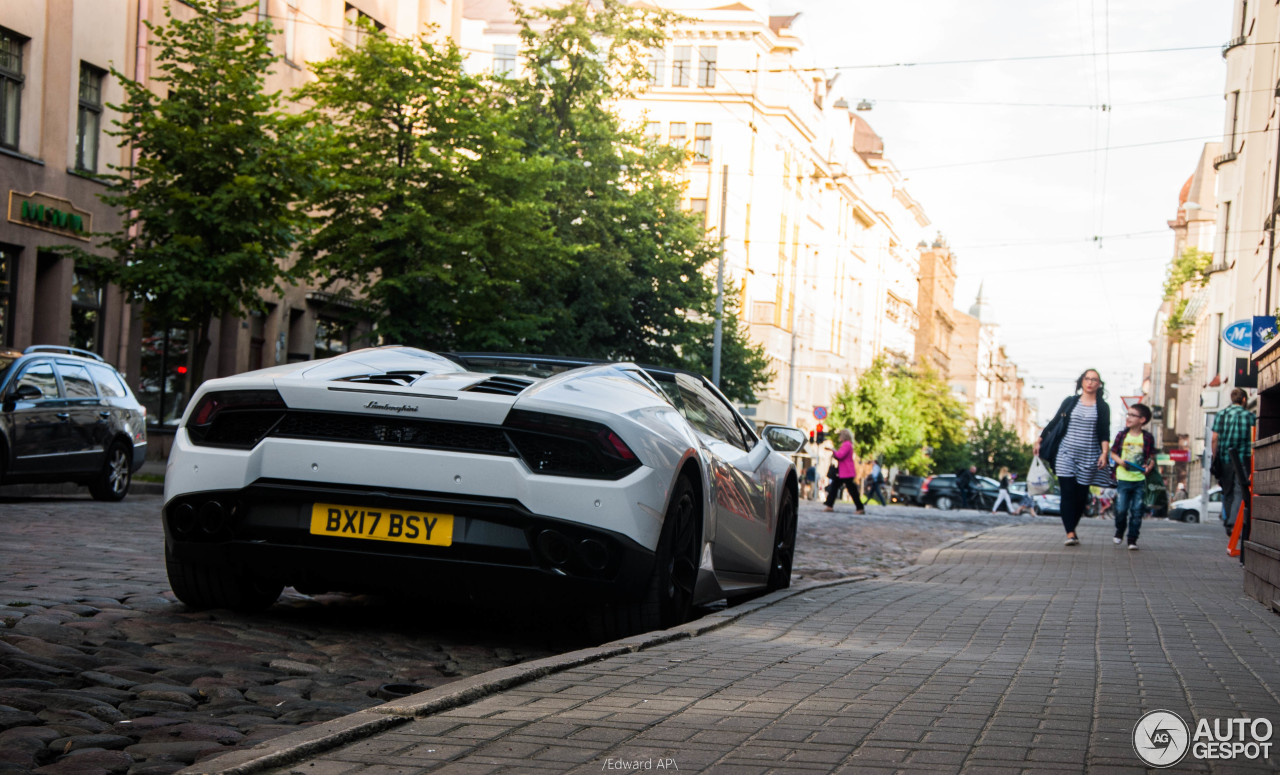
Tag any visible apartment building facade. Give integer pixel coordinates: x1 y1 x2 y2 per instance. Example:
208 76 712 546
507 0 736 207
0 0 460 426
461 0 930 431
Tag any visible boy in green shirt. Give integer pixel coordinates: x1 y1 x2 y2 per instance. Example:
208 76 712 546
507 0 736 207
1110 403 1156 550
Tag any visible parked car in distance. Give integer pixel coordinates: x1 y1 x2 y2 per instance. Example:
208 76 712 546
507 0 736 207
891 474 924 505
920 474 1002 510
0 346 147 500
1167 487 1222 523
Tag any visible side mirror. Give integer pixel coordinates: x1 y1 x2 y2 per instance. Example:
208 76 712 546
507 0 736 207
14 384 44 401
763 425 807 453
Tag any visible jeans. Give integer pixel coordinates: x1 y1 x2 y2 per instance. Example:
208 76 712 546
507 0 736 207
1114 479 1145 543
1222 456 1250 534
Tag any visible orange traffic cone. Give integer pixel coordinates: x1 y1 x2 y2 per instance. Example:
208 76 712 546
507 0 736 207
1228 502 1244 557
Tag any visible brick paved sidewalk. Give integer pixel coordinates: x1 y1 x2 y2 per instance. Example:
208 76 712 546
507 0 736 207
190 518 1280 774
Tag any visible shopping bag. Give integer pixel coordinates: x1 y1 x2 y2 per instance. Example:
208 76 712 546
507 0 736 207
1027 456 1052 496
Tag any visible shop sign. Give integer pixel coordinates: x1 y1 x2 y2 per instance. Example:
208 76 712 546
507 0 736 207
1223 319 1253 351
7 191 92 241
1167 449 1191 462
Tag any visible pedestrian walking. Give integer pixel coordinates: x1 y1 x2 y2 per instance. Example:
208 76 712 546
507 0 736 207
867 461 888 506
824 429 866 514
955 465 977 510
1212 387 1256 536
1109 403 1156 550
991 467 1015 513
1034 368 1114 546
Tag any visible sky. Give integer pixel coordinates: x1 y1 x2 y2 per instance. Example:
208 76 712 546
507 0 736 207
775 0 1229 425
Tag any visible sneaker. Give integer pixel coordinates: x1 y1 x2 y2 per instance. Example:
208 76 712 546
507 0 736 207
1113 537 1123 545
1064 536 1080 546
1128 543 1139 551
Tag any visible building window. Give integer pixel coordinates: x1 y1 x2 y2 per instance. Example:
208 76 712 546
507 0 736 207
493 44 516 76
344 3 383 48
645 121 661 140
697 46 717 88
0 245 14 347
668 121 687 150
693 122 711 162
0 27 26 150
76 63 105 173
315 316 351 359
689 198 708 227
1229 90 1240 150
284 3 298 64
140 322 191 424
672 46 691 87
70 271 103 353
646 48 664 86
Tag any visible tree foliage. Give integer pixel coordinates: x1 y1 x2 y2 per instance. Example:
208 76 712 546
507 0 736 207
72 0 316 387
297 0 770 401
296 24 568 350
913 364 970 473
968 416 1032 478
1162 247 1213 301
828 358 974 475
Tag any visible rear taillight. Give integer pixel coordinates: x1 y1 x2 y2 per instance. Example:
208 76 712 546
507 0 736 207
504 409 641 479
186 389 287 448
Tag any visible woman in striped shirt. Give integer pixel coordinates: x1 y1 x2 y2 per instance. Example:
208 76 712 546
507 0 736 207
1034 369 1114 546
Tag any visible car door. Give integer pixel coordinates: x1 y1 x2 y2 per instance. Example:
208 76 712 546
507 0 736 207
55 361 105 474
5 361 68 474
673 375 771 577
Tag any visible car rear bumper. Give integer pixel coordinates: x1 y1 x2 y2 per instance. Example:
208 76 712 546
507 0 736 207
162 480 657 603
131 442 148 472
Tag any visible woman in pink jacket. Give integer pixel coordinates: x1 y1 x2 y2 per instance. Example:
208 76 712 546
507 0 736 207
823 428 866 514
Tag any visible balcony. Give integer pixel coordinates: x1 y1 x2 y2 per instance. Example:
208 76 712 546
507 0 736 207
1223 36 1247 56
1213 150 1238 169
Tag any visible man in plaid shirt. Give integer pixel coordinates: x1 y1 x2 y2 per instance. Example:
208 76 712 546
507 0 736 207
1212 387 1256 534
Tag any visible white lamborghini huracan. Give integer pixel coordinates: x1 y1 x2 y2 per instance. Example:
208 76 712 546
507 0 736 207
162 347 804 635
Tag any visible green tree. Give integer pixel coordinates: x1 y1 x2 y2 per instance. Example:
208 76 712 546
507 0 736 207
912 363 970 474
967 416 1032 478
296 24 568 350
70 0 316 389
503 0 770 401
827 356 923 467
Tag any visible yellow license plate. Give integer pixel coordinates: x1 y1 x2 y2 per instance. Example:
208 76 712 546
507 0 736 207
309 503 453 546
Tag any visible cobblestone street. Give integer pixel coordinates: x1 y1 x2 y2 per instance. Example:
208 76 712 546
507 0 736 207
0 492 1034 773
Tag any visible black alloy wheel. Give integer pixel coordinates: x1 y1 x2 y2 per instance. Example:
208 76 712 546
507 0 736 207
767 487 797 592
657 476 700 628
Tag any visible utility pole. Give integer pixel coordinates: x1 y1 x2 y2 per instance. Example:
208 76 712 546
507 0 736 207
712 165 729 386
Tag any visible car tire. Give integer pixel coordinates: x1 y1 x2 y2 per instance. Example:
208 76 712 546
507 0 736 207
89 442 132 502
591 476 700 640
165 549 282 612
935 495 954 511
1185 510 1199 524
767 487 798 592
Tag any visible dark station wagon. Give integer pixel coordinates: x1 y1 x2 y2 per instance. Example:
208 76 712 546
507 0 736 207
0 346 147 500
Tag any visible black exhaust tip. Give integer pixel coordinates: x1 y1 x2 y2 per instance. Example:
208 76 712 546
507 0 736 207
198 500 226 536
535 530 572 566
576 538 610 572
171 502 196 536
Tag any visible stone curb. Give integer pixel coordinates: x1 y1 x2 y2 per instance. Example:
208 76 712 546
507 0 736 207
180 573 874 775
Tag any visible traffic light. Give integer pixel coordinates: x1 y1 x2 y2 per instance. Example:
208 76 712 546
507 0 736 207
809 430 815 445
816 423 825 444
